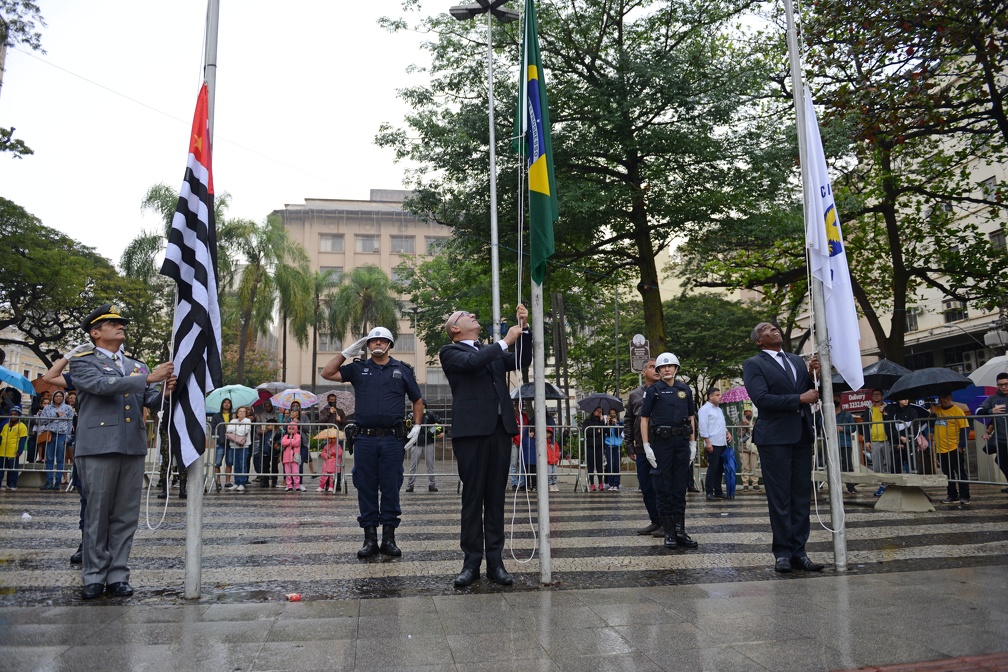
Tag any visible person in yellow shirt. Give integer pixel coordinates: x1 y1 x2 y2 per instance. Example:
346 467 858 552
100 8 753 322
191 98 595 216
930 394 971 506
1 405 28 490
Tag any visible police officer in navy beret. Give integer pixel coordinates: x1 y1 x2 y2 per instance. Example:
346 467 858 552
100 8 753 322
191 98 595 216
68 303 177 600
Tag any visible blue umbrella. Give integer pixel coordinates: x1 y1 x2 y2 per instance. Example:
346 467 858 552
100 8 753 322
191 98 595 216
0 365 35 396
721 445 737 499
206 385 260 413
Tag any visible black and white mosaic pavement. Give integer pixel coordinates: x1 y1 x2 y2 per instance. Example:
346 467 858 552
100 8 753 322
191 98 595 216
1 481 1005 606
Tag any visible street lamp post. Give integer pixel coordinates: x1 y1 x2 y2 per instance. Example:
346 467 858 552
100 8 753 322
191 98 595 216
449 1 519 340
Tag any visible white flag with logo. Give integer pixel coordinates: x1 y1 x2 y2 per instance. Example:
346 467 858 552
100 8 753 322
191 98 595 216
804 89 864 392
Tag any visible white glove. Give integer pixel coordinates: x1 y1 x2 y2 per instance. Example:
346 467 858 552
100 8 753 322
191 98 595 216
403 424 421 451
66 342 94 357
643 442 657 469
341 336 368 359
689 440 697 462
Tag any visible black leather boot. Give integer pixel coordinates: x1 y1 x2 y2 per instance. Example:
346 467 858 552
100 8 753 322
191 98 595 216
380 524 402 557
156 479 169 499
674 515 698 549
179 480 187 500
357 526 379 559
661 514 678 550
70 541 82 564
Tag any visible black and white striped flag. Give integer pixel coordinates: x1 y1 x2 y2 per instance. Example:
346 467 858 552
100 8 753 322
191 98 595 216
160 82 223 468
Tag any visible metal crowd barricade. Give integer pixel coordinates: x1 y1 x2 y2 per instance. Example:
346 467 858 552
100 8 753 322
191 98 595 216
0 412 78 490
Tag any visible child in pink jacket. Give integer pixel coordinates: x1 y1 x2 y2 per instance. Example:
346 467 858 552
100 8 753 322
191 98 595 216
281 422 302 491
318 437 342 493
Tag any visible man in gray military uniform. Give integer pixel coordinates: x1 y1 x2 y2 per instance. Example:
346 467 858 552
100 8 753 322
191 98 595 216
69 304 176 600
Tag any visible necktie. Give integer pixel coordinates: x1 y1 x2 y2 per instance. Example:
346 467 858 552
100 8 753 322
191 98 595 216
473 341 483 350
777 352 794 381
112 353 123 373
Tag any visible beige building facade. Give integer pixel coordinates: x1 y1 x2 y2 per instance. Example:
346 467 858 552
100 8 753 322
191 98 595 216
271 190 454 401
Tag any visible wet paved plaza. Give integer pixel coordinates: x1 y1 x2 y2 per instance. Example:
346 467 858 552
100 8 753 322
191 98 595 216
0 479 1005 670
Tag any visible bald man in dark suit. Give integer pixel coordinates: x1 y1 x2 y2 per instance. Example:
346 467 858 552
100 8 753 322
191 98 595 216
742 322 824 573
439 305 532 588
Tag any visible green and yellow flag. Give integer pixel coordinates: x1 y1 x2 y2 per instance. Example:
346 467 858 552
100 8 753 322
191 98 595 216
513 0 558 285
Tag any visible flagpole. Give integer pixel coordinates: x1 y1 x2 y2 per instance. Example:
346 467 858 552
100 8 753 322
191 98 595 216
531 281 552 583
783 0 847 572
184 0 220 601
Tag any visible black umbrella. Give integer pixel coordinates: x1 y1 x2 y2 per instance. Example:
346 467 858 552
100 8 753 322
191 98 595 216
885 367 971 401
832 359 912 393
577 392 624 414
511 382 566 400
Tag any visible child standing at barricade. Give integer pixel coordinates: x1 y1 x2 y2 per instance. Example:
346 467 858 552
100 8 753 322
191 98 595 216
546 428 561 492
281 422 302 492
318 437 342 493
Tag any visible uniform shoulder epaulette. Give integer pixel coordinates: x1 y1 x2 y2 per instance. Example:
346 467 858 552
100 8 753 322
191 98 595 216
70 347 95 358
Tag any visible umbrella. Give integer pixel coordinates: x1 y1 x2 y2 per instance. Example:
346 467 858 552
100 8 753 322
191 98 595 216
511 382 566 400
721 386 749 403
577 392 624 414
885 367 972 401
0 365 34 396
256 381 297 395
321 389 355 415
31 376 59 396
271 388 319 410
721 445 737 499
968 354 1008 388
206 385 260 413
832 358 912 393
313 427 340 440
253 388 275 407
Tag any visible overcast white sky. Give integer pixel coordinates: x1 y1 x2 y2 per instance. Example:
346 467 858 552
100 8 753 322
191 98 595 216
0 0 433 265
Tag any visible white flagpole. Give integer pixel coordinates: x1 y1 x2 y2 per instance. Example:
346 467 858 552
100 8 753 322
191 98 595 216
184 0 220 601
532 281 552 583
783 0 847 571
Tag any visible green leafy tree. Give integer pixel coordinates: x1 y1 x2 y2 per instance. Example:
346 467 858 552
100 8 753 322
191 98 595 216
274 261 312 381
308 269 343 390
379 0 793 353
0 197 147 365
1 1 46 158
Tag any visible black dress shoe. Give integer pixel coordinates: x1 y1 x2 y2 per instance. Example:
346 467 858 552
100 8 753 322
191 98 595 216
70 543 82 565
81 583 104 600
705 494 719 501
405 486 414 492
428 485 438 492
791 556 824 572
774 557 792 573
487 566 514 586
453 567 478 588
106 582 134 597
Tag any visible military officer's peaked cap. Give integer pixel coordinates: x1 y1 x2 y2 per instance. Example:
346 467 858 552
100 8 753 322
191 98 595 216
81 303 130 332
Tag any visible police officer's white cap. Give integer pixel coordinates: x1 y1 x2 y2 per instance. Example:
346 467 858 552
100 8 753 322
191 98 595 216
366 326 394 347
655 352 680 368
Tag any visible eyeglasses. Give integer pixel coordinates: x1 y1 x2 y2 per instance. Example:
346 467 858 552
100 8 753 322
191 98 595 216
998 381 1008 386
451 311 474 329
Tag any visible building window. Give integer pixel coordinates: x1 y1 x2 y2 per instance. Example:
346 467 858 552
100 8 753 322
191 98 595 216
320 234 344 253
318 333 343 352
426 366 447 386
356 234 380 254
990 229 1006 250
942 299 968 323
391 267 409 285
390 235 415 254
320 266 343 280
905 309 918 333
980 176 997 193
396 333 415 353
425 236 448 253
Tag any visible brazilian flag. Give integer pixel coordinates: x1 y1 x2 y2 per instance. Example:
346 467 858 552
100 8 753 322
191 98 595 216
513 0 558 285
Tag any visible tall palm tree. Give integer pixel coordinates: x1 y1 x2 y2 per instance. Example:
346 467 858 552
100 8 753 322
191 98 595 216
307 269 344 390
327 265 402 342
232 215 307 384
274 261 312 381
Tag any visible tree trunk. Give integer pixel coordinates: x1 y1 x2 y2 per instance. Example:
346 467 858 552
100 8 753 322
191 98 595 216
236 280 260 385
281 308 288 381
311 294 319 393
629 184 666 353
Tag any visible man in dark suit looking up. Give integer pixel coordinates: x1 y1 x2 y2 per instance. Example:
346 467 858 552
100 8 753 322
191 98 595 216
742 322 824 573
439 304 532 588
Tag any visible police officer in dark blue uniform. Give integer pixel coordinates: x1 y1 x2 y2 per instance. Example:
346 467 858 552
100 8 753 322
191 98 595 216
321 326 424 559
639 352 699 550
